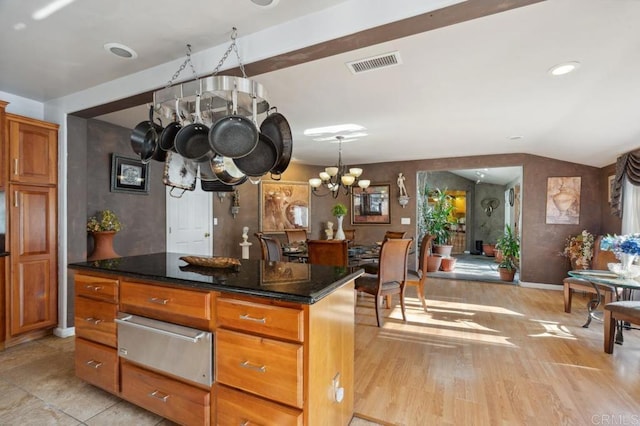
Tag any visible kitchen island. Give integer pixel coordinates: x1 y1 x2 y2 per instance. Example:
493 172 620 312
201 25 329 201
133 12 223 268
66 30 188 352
69 252 362 425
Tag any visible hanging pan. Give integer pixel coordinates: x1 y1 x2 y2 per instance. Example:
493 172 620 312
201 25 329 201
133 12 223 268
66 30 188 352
211 155 248 186
174 95 212 162
130 105 163 163
233 132 279 177
162 151 197 198
260 107 292 180
208 88 258 159
158 99 183 153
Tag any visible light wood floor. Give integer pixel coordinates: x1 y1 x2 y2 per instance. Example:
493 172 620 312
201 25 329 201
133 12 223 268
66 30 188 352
354 278 640 425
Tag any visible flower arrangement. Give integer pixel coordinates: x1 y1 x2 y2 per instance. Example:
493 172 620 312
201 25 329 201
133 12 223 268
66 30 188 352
562 230 595 269
87 209 122 233
600 233 640 258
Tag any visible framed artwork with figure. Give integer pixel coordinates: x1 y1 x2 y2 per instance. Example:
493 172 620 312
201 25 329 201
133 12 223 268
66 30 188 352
545 176 581 224
110 154 149 194
260 181 310 233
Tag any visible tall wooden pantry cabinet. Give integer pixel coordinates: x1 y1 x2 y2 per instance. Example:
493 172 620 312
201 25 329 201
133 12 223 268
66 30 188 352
1 104 58 349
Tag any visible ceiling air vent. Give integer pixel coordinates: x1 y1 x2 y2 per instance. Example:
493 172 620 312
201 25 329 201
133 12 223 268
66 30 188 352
346 51 402 75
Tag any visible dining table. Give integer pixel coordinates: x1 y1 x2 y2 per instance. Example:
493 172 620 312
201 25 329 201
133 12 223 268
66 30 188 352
568 269 640 344
283 243 381 270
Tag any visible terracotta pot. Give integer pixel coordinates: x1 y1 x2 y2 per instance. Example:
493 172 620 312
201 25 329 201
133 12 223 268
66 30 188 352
483 243 496 257
433 244 453 257
88 231 120 261
498 266 516 282
426 254 443 272
440 257 457 272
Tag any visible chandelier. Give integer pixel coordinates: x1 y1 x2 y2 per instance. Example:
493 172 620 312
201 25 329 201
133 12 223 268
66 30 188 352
309 136 370 198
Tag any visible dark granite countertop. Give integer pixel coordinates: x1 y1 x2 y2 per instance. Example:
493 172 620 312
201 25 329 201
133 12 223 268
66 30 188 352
68 252 363 305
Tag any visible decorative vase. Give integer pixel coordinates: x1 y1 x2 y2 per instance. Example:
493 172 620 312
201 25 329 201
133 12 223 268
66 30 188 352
620 253 636 272
88 231 120 261
334 215 346 240
552 186 575 219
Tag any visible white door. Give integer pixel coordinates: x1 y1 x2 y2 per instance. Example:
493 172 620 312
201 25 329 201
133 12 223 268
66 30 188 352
166 185 213 255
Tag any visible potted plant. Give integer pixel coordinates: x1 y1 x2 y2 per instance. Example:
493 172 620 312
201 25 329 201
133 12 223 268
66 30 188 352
87 209 122 261
332 203 348 241
495 224 520 282
422 187 455 257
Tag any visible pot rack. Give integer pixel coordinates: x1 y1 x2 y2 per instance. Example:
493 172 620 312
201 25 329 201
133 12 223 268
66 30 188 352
152 29 269 126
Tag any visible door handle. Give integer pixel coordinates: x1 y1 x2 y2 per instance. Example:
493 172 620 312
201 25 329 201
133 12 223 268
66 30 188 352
204 232 210 237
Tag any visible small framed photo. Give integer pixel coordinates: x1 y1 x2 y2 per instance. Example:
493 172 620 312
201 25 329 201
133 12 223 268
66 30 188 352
110 154 149 194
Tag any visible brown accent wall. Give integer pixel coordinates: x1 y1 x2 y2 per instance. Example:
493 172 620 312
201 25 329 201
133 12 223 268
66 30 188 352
67 118 620 286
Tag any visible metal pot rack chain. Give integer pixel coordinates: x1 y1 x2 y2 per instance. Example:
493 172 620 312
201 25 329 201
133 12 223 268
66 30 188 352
153 28 268 126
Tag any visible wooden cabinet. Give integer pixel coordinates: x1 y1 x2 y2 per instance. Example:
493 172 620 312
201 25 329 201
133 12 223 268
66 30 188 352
6 114 58 185
74 273 119 395
2 111 58 346
216 384 303 426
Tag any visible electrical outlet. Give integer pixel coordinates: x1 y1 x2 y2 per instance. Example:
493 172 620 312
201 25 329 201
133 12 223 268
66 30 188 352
213 218 218 225
401 217 410 225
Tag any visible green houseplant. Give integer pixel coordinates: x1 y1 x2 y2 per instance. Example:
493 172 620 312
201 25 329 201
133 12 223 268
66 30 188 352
495 224 520 281
421 187 455 255
332 203 348 241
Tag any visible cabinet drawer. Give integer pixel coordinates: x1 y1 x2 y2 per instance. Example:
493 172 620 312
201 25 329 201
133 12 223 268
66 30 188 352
75 297 117 347
121 361 210 426
217 384 302 426
216 329 303 408
120 281 212 329
75 338 118 394
217 297 304 342
75 274 118 303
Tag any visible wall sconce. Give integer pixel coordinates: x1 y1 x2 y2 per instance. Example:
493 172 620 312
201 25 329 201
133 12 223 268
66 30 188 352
231 190 240 219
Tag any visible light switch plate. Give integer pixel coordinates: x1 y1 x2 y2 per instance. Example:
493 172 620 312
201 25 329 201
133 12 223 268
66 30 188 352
401 217 410 225
213 218 218 225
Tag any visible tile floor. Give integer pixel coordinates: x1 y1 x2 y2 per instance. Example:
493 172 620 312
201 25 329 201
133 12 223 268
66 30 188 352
0 335 379 425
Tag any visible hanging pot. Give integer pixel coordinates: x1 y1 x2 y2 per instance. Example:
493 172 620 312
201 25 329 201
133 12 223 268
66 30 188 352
130 105 163 163
260 107 292 179
158 99 183 153
233 132 279 177
162 151 197 198
174 95 212 162
207 89 258 158
211 155 248 186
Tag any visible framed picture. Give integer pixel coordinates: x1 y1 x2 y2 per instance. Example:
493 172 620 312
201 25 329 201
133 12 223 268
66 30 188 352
110 154 149 194
608 174 615 203
545 176 581 224
352 184 391 224
260 181 310 233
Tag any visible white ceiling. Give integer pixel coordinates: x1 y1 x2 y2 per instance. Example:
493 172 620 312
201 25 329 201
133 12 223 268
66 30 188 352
2 0 640 178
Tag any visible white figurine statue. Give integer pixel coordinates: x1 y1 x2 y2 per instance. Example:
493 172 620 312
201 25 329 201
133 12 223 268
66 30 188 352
397 172 408 197
242 226 249 243
325 221 334 240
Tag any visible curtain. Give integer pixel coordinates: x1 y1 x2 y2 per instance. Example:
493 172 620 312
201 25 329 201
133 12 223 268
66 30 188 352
621 177 640 234
610 149 640 217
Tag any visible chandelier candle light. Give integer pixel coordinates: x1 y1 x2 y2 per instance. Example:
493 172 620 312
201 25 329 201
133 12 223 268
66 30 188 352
309 136 370 198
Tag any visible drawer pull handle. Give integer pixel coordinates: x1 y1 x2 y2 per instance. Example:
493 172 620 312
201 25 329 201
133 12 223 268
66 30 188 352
149 390 170 403
149 297 169 305
84 285 103 292
13 158 18 176
86 360 102 369
85 317 102 325
240 421 250 426
240 360 266 373
239 314 266 324
115 316 206 343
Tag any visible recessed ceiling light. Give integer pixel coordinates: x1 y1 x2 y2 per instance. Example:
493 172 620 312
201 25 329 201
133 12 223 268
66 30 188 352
548 61 580 76
104 43 137 59
250 0 280 7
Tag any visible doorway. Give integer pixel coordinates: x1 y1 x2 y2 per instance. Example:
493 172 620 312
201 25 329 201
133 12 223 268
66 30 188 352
166 185 213 255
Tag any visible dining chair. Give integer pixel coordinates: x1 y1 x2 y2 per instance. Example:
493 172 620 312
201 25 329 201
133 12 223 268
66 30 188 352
306 240 349 266
404 234 434 312
285 229 308 244
604 300 640 353
362 230 409 275
343 229 356 245
354 238 413 327
254 232 283 262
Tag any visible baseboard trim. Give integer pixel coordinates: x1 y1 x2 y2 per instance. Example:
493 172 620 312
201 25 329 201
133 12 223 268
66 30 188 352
519 281 562 290
53 326 75 338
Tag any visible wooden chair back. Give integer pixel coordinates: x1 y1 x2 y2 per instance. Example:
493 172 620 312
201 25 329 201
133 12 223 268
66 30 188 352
343 229 356 245
378 238 413 289
417 234 435 273
592 235 617 269
384 230 407 240
285 229 308 244
254 232 282 262
307 240 349 266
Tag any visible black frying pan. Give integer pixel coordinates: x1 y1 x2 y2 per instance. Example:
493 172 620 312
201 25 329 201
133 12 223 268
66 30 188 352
233 132 279 177
130 105 163 163
260 108 292 179
159 99 183 153
174 95 211 162
208 114 258 158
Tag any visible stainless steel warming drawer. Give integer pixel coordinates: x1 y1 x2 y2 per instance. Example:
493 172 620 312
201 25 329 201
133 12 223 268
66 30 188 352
115 314 213 386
